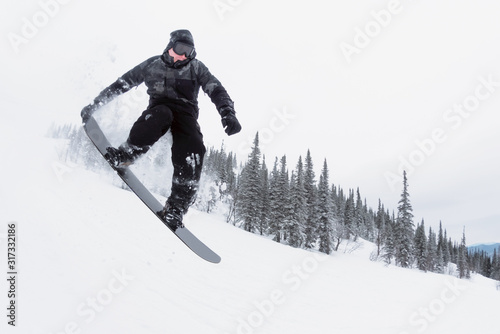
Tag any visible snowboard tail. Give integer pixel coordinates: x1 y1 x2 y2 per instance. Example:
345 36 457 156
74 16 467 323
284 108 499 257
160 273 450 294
83 116 221 263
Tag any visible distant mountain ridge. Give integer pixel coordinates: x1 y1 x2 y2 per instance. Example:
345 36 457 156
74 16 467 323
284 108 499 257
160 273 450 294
469 243 500 256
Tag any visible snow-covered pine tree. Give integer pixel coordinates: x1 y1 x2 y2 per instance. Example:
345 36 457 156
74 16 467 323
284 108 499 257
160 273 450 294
480 253 492 277
279 156 291 241
258 156 270 235
331 185 345 252
364 204 376 243
212 142 228 187
436 222 445 272
286 157 307 247
381 212 396 265
236 133 262 233
427 226 438 273
226 172 238 225
205 185 218 213
457 228 470 279
414 220 427 272
375 200 386 257
268 156 289 243
395 171 414 268
317 159 334 254
450 238 457 264
344 190 355 239
197 144 237 213
468 249 480 274
442 229 451 265
354 188 365 238
491 248 500 281
224 151 237 197
435 240 444 274
303 150 318 249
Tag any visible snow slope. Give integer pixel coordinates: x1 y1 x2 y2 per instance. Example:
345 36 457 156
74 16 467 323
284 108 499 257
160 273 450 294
1 135 499 334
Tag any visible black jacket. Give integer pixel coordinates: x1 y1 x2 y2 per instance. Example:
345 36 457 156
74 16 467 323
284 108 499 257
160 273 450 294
94 49 234 118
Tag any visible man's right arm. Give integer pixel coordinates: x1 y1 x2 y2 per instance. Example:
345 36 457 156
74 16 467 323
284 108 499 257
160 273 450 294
81 57 157 122
95 56 159 106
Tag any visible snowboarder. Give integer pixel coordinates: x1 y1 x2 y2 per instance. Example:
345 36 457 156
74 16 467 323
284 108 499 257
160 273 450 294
80 29 241 230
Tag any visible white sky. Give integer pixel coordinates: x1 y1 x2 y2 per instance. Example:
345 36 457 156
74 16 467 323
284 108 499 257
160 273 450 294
1 0 499 244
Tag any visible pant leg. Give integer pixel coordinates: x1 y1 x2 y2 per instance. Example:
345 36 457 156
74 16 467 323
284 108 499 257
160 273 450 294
124 104 173 156
167 110 206 213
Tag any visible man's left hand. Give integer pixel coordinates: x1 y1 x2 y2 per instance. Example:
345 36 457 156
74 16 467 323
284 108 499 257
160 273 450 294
221 110 242 136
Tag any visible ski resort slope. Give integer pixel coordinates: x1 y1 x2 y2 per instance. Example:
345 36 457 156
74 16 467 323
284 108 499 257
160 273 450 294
1 136 499 334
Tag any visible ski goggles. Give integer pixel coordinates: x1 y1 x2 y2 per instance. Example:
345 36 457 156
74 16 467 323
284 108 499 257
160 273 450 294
173 41 195 57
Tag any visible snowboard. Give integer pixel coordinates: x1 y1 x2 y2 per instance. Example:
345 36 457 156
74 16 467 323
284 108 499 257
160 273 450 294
83 116 221 264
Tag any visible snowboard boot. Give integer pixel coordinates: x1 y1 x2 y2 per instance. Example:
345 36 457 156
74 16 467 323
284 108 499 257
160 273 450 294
158 204 185 231
157 175 200 231
104 147 134 168
104 142 148 168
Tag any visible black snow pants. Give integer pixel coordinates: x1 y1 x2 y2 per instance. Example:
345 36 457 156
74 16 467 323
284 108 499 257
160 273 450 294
125 103 206 214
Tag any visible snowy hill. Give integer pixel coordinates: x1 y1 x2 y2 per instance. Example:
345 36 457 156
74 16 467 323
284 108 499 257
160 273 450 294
1 136 499 334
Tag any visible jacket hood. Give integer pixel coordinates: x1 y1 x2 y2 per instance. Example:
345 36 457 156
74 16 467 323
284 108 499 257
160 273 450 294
169 29 195 47
161 29 197 68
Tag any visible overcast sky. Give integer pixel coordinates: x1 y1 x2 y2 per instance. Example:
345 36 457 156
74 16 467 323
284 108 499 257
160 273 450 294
1 0 499 244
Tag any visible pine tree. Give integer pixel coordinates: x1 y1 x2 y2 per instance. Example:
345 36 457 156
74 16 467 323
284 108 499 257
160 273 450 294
469 249 480 274
442 229 451 265
364 203 376 243
317 159 334 254
331 185 343 251
450 238 457 264
382 214 396 265
216 142 228 188
237 133 262 233
303 150 318 249
457 228 470 279
268 158 280 241
224 151 237 197
491 248 500 281
427 227 438 272
344 190 355 239
287 157 307 248
481 255 492 278
436 222 445 272
279 156 291 242
226 170 239 225
414 220 427 271
268 156 289 243
395 171 414 268
375 200 386 257
354 188 364 237
258 157 270 235
435 242 444 274
333 188 347 251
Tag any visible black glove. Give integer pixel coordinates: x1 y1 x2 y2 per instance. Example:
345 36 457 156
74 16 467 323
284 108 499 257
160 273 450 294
81 79 127 123
220 107 241 136
80 103 99 123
